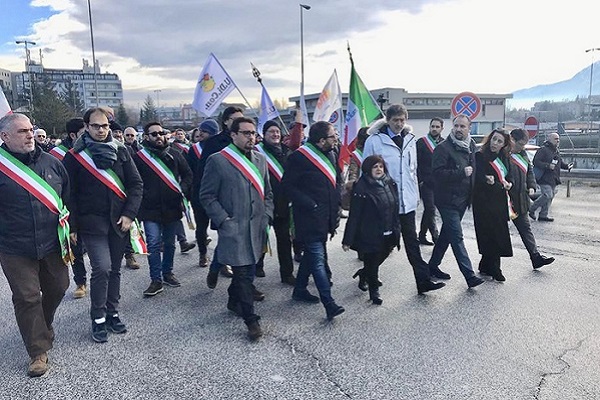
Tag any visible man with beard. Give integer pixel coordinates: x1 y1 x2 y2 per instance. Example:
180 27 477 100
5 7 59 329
199 117 273 340
133 122 193 297
416 118 445 246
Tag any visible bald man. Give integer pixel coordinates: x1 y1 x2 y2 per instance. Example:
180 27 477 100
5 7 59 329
123 127 140 156
529 132 573 222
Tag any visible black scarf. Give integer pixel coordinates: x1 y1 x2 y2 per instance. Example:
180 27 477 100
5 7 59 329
73 132 120 169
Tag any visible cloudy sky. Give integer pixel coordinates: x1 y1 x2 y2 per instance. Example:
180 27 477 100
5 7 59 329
1 0 598 110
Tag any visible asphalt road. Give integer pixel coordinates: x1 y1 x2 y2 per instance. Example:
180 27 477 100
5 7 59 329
1 182 599 400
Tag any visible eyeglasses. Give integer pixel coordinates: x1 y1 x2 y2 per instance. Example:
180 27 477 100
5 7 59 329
124 134 135 137
149 131 167 137
237 130 257 137
89 123 110 131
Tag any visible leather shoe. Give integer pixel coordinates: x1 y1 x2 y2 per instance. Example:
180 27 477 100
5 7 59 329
220 265 234 278
180 241 196 253
247 321 263 340
538 216 554 222
281 275 296 286
532 254 555 269
419 236 434 246
430 268 451 280
325 302 345 320
417 280 446 294
467 276 485 288
292 290 320 303
255 265 266 278
492 271 506 282
352 269 368 291
206 270 218 289
529 211 537 220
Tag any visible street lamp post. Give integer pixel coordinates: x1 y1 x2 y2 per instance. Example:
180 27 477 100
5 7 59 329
87 0 99 107
15 40 36 111
299 4 310 123
585 48 600 136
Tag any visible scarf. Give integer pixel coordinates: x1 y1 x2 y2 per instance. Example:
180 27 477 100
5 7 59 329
73 132 120 169
449 130 471 150
141 139 173 163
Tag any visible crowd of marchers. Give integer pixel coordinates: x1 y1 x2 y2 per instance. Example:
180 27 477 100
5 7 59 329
0 102 570 377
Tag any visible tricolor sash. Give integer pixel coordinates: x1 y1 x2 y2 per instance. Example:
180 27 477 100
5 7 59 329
137 148 195 229
298 143 336 187
220 144 265 200
256 143 284 182
49 144 68 161
423 134 438 153
0 147 73 265
490 157 517 220
172 142 190 154
350 148 363 167
70 149 127 199
191 142 203 159
510 153 529 174
129 219 148 254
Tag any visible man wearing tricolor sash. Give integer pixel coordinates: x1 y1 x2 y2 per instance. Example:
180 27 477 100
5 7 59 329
133 122 193 297
0 113 70 377
255 120 296 285
63 108 143 344
416 118 445 246
364 105 445 294
282 121 345 321
508 129 555 269
200 117 273 340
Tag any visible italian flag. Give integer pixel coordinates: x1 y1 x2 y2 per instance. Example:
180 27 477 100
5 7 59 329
340 45 381 168
0 88 12 117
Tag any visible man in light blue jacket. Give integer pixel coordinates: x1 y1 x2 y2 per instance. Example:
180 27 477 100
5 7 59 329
363 104 445 295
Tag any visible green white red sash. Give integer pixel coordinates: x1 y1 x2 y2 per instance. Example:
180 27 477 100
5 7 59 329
137 148 195 229
129 219 147 254
49 144 69 161
256 143 284 182
350 148 363 167
423 134 438 153
0 147 73 265
191 142 203 158
220 144 265 200
70 149 127 199
172 142 190 154
510 153 529 174
298 143 336 187
490 157 517 220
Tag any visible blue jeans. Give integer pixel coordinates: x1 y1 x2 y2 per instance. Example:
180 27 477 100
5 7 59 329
295 241 334 306
530 184 558 218
428 207 476 281
144 220 178 282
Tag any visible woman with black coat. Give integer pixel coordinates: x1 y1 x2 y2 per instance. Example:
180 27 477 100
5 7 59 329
472 129 514 282
342 155 400 304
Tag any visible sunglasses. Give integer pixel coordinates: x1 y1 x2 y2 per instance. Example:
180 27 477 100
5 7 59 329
149 131 167 137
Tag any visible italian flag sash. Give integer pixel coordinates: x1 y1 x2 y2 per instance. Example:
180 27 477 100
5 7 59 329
49 144 69 161
490 157 517 220
70 149 127 199
0 147 73 265
298 143 336 187
191 142 203 159
137 148 195 229
220 144 265 200
129 219 147 254
350 148 363 167
172 142 190 154
423 134 438 153
256 143 284 182
510 153 529 174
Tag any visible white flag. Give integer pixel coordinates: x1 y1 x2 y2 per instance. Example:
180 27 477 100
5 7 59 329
313 69 341 123
0 88 11 118
192 53 237 117
257 85 280 135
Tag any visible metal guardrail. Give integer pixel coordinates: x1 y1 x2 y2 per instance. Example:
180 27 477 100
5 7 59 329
562 169 600 197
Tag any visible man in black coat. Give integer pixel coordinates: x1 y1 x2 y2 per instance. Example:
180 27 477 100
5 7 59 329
133 122 193 297
0 113 70 377
529 132 572 222
427 114 484 288
282 121 345 321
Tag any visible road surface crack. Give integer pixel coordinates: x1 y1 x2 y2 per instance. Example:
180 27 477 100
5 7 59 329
534 337 587 399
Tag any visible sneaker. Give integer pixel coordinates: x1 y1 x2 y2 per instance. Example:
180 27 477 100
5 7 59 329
28 353 48 377
207 270 218 289
92 320 108 343
180 241 196 253
163 273 181 287
143 280 164 297
292 289 320 303
106 313 127 334
73 284 86 299
125 254 140 269
199 254 209 268
325 302 345 321
247 321 263 341
220 265 234 278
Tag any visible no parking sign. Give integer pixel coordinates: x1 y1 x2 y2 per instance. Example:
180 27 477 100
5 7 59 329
451 92 481 120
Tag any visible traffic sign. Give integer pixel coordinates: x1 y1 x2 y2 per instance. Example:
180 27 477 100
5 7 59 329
451 91 482 120
524 116 539 138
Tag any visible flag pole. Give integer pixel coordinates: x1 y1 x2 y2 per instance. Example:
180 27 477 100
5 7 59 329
251 62 289 135
210 54 260 120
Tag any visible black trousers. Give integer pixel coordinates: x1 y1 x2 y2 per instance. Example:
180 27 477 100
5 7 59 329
192 203 210 256
419 184 439 240
228 265 259 325
399 211 431 284
512 212 538 259
71 240 87 286
272 216 294 279
362 236 395 288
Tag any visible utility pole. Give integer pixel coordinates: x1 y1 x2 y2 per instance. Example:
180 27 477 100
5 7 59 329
15 40 36 112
